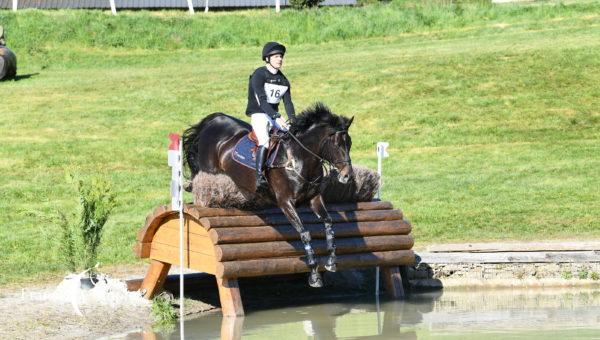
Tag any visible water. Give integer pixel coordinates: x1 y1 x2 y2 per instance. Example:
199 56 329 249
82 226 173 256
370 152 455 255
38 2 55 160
128 287 600 339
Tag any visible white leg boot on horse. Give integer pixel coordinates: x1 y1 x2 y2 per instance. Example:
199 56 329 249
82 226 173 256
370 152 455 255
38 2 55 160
277 199 323 288
310 195 337 272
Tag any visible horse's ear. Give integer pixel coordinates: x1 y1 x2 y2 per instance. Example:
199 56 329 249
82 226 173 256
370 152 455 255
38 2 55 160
346 116 354 129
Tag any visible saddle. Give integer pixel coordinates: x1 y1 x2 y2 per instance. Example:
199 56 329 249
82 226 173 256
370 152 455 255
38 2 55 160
232 129 285 171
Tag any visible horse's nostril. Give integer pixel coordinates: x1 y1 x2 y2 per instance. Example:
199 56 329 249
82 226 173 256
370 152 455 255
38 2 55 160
338 173 350 184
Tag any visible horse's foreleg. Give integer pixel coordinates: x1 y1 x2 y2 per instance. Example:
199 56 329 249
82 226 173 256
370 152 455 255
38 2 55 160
279 200 323 288
310 195 336 272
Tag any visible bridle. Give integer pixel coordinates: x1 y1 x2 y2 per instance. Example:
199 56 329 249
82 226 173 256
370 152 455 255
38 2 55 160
282 129 351 187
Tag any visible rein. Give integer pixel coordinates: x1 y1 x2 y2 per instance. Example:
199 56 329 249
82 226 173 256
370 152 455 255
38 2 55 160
280 130 351 187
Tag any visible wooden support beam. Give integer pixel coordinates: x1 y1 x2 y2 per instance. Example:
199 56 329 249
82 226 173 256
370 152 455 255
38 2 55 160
220 315 244 340
382 266 405 299
216 277 244 316
149 243 217 275
139 260 171 299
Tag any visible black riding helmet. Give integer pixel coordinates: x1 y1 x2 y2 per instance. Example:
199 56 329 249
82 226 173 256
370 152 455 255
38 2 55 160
262 42 286 61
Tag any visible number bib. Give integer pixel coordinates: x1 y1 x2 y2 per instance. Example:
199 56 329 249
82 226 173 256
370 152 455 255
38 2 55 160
264 83 288 104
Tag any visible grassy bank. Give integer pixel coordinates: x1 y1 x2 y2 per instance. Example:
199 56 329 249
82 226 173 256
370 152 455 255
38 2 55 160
0 1 599 284
0 0 598 51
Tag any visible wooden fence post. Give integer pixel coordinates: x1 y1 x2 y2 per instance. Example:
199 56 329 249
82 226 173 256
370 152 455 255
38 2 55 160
109 0 117 15
187 0 195 14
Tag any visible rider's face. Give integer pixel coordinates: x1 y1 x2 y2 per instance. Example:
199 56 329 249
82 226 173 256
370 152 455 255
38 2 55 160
269 54 284 69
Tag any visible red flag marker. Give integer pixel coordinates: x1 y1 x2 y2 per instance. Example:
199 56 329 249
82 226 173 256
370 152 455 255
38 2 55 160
168 133 180 151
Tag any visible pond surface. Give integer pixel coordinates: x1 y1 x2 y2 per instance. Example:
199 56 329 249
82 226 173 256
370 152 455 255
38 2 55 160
128 287 600 339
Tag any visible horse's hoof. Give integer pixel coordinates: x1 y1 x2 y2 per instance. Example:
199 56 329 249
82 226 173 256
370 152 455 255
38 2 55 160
325 256 337 272
309 273 323 288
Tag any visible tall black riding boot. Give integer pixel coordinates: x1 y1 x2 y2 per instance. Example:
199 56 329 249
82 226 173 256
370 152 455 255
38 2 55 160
255 146 268 190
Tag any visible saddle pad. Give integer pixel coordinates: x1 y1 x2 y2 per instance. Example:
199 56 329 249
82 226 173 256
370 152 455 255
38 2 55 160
232 134 280 171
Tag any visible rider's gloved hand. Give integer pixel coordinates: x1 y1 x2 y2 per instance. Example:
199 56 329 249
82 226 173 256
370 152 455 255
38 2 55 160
275 116 289 131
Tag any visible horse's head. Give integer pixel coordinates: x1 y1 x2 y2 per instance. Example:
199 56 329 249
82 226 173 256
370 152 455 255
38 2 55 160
292 103 355 184
322 116 354 184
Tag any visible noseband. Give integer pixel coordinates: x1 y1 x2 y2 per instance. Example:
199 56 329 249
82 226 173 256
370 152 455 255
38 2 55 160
286 129 351 169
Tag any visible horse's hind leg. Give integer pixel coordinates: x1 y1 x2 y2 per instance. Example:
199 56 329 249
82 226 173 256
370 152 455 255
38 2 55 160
310 195 337 272
278 199 323 288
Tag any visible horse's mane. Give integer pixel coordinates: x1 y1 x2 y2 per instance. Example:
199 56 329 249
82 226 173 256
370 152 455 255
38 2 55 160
291 102 350 134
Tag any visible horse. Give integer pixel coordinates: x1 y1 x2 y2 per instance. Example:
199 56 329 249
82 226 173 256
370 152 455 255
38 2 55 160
183 102 354 287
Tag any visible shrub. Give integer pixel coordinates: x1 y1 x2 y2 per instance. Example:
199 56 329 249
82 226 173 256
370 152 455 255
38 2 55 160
57 176 116 274
561 271 573 280
58 212 77 273
152 295 178 331
289 0 324 9
78 177 116 272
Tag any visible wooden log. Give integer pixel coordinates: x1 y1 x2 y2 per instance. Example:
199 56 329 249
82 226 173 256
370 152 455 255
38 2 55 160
136 202 395 245
216 277 244 317
139 260 171 299
189 201 393 217
215 235 414 261
210 220 411 244
254 201 394 215
382 266 405 299
201 209 403 229
216 250 415 278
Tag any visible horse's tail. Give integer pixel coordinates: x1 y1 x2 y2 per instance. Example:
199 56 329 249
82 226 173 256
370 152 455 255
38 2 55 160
182 112 225 178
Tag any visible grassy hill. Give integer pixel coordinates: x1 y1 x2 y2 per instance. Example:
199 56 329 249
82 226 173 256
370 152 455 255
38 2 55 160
0 0 598 284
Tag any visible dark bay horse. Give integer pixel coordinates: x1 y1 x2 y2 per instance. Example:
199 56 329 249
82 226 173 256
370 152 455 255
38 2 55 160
183 103 354 287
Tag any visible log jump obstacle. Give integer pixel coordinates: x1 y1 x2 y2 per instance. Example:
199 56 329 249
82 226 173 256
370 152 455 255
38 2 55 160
134 201 415 316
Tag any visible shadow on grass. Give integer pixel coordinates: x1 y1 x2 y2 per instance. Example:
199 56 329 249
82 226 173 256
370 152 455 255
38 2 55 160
14 73 39 81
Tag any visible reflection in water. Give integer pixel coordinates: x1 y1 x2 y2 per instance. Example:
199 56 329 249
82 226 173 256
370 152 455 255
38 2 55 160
126 288 600 339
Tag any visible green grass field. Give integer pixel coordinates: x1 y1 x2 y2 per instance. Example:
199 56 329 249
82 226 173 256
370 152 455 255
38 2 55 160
0 0 599 285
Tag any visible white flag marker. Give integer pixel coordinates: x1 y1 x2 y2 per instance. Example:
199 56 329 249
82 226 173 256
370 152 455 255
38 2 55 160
168 133 185 339
375 141 389 297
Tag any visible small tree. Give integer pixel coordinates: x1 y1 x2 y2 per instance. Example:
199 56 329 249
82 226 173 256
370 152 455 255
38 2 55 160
78 177 116 273
58 176 116 275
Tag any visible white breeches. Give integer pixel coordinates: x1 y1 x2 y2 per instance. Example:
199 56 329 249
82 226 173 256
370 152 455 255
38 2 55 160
250 113 288 146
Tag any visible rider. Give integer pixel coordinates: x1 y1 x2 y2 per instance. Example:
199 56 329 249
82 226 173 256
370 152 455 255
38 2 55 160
246 41 296 189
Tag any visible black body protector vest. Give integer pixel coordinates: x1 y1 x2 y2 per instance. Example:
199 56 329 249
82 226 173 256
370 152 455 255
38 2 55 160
245 66 295 120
